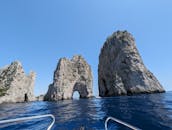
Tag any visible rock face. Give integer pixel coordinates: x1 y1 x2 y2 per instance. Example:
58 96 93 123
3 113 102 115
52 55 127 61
44 55 93 101
98 31 165 97
0 61 36 103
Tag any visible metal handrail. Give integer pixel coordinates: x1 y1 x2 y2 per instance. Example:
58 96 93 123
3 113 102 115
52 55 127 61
0 114 55 130
105 116 141 130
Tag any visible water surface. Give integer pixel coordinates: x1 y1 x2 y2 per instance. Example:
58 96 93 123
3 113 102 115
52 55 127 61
0 92 172 130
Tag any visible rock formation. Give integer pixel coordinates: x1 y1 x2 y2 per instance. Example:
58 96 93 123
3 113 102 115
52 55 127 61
98 31 165 97
44 55 93 101
36 94 44 101
0 61 36 103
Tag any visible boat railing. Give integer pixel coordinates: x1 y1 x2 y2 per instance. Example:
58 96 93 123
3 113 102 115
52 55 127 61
0 114 55 130
105 116 141 130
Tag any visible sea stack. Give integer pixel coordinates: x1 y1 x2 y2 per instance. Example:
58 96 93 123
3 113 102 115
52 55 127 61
98 31 165 97
0 61 36 103
44 55 93 101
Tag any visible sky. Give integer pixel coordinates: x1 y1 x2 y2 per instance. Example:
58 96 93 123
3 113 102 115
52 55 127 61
0 0 172 96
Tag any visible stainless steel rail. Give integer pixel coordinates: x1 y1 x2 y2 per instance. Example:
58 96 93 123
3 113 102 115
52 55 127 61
105 116 141 130
0 114 55 130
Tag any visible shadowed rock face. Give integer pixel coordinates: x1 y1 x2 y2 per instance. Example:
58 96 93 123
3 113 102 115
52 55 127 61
98 31 165 97
44 55 93 101
0 61 36 103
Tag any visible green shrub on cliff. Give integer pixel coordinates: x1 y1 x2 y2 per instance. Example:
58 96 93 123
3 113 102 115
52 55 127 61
0 88 7 97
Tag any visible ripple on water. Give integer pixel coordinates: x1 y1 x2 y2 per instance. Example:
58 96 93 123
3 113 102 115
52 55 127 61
0 92 172 130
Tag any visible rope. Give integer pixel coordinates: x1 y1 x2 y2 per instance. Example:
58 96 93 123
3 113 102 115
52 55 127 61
0 114 55 130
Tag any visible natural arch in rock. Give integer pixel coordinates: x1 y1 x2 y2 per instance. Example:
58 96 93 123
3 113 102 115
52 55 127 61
72 91 80 99
73 82 89 98
44 55 93 101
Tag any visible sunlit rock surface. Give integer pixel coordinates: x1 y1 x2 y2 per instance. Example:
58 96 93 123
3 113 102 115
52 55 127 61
0 61 36 103
44 55 93 101
98 31 165 97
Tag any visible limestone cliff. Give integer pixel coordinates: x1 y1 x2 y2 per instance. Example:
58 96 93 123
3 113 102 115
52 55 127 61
0 61 36 103
44 55 93 101
98 31 165 96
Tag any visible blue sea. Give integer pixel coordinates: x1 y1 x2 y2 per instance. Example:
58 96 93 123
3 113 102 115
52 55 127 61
0 92 172 130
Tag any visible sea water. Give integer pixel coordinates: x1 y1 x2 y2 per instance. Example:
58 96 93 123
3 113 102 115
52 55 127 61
0 92 172 130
